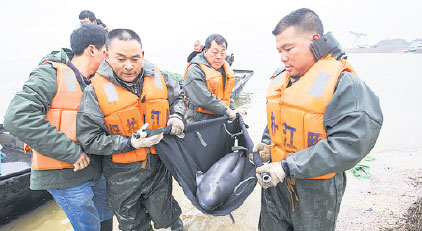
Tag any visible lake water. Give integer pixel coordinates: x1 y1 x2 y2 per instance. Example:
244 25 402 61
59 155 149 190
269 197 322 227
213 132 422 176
0 53 421 230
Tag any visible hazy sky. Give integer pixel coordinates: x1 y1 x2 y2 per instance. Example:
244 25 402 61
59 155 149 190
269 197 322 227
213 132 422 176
1 0 421 74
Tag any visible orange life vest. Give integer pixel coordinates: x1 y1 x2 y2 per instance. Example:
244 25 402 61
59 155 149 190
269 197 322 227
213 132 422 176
31 61 82 170
183 62 236 114
91 65 169 163
266 56 357 179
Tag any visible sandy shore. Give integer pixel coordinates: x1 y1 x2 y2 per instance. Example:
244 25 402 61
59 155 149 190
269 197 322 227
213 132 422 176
336 148 422 231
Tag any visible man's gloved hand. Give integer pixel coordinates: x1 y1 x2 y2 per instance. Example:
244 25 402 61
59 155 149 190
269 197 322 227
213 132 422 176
167 114 184 135
233 108 247 116
249 142 271 164
256 162 286 189
131 123 164 148
225 108 236 120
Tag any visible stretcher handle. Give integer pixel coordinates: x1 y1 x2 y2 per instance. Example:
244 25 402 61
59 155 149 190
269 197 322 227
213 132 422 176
132 128 165 139
252 151 271 183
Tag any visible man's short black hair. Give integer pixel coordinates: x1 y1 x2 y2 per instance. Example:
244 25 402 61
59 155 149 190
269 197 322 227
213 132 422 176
79 10 96 22
272 8 323 36
205 34 228 49
70 24 107 56
106 29 142 50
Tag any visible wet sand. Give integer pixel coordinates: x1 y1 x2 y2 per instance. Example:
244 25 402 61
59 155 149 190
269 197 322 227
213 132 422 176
336 148 422 230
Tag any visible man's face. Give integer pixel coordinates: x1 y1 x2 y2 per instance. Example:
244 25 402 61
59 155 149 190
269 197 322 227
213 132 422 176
204 41 226 70
275 26 318 77
106 39 144 82
194 42 202 52
80 17 92 24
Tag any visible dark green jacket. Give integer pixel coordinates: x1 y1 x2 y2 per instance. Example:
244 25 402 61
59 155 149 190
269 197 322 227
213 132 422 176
3 49 101 190
261 32 383 179
76 59 185 157
183 52 236 123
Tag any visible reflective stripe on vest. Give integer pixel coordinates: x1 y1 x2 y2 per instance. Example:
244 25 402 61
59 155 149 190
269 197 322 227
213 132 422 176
183 62 236 114
31 61 82 170
92 65 169 163
266 56 356 179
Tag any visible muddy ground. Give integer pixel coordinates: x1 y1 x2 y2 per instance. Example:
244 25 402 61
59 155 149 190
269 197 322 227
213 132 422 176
335 148 422 231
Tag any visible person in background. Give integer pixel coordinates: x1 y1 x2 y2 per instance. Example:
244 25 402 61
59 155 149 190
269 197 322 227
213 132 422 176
253 8 383 231
226 52 234 66
187 40 203 62
76 28 185 231
79 10 97 24
183 33 245 123
3 24 113 231
187 40 234 65
96 18 109 32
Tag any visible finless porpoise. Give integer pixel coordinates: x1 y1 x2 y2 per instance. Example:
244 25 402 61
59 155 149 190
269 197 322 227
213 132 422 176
196 151 246 210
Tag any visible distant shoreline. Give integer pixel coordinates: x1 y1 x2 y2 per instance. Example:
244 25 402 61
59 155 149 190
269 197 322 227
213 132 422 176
346 45 422 53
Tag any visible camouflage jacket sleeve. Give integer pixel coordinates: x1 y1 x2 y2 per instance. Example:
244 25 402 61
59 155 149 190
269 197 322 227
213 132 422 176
282 72 383 179
161 71 185 116
76 85 135 155
183 64 229 115
3 64 81 164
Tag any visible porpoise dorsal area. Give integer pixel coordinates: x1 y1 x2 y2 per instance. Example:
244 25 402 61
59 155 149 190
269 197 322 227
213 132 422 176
196 151 246 210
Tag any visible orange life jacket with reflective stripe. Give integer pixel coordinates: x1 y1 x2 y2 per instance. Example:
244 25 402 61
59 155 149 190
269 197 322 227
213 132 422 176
91 65 169 163
31 61 82 170
183 62 236 114
266 56 357 179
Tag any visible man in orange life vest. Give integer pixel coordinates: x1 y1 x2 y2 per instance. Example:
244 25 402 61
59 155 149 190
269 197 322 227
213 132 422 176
76 29 184 231
253 8 383 231
4 24 113 231
183 33 245 123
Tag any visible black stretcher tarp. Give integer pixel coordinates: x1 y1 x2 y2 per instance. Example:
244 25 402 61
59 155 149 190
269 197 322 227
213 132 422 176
154 115 256 216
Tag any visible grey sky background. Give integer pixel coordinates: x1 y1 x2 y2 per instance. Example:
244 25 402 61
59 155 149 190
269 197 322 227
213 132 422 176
1 0 421 74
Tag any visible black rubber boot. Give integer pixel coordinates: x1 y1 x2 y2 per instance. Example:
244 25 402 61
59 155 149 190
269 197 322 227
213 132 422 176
100 218 113 231
170 218 184 231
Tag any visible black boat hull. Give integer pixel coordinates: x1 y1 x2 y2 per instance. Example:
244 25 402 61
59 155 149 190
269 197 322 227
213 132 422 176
0 126 53 225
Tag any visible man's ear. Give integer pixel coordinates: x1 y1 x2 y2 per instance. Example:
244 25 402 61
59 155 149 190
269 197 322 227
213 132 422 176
87 45 96 56
312 34 320 42
105 50 109 59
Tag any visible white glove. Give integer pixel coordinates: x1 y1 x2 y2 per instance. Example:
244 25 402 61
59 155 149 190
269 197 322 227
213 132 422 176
256 162 286 189
167 115 184 135
130 123 163 148
225 108 236 120
233 108 247 116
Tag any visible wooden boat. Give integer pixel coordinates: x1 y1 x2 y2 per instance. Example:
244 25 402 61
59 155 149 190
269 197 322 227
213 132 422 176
0 125 52 225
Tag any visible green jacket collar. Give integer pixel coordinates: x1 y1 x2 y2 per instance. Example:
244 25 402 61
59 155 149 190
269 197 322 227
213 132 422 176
190 52 211 68
39 48 73 65
310 32 347 61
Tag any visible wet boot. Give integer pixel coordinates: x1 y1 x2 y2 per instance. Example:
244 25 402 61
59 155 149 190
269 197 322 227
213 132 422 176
100 218 113 231
170 218 183 231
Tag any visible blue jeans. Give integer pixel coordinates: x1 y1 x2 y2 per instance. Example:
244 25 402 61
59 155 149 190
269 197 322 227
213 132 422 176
47 175 114 231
